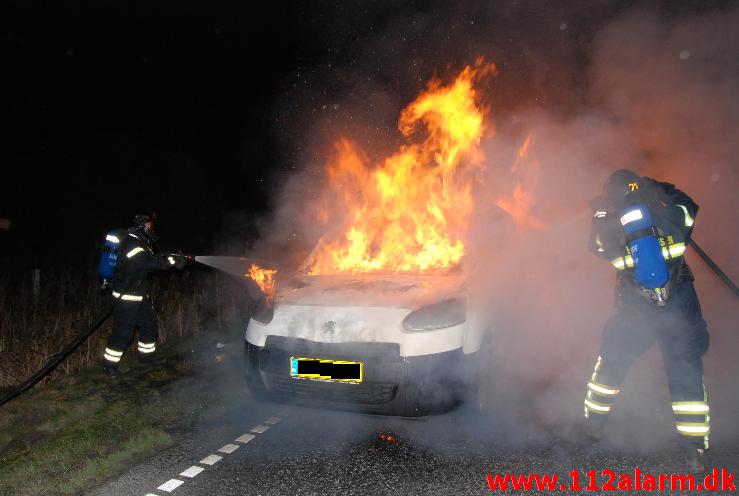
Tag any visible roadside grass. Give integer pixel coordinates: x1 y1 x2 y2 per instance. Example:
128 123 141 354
0 327 246 496
0 268 250 388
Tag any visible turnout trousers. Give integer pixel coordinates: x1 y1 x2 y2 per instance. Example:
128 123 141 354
583 280 710 449
103 295 159 364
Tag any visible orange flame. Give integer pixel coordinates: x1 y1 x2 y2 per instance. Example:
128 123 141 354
307 61 495 275
246 263 277 302
495 132 542 230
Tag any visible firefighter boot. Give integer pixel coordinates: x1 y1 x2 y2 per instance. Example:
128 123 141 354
137 352 164 366
561 415 604 457
583 415 605 445
101 361 120 377
566 414 608 459
685 448 707 474
577 410 608 448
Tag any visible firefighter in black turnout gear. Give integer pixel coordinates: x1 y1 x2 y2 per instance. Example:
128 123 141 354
102 212 185 374
582 170 710 472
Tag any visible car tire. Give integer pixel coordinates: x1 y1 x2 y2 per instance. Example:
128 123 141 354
243 342 270 402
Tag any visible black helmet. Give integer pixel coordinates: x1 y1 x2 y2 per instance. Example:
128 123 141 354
133 207 157 226
603 169 640 208
131 209 158 243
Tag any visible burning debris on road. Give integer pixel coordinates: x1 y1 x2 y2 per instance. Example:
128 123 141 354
377 432 398 444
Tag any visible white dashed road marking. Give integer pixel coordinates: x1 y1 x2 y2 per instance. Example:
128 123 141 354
218 443 240 454
158 479 184 492
199 454 223 465
179 465 205 478
236 433 256 444
150 412 289 494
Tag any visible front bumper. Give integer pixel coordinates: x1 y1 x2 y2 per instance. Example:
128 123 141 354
244 336 478 416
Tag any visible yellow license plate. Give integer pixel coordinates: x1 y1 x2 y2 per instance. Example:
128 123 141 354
290 357 363 383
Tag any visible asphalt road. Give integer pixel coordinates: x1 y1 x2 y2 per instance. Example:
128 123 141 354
85 390 739 496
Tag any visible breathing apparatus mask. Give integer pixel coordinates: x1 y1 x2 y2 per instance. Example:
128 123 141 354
131 211 159 246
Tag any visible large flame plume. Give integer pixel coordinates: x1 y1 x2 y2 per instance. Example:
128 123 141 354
307 61 496 275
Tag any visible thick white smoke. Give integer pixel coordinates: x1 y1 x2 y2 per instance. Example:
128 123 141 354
465 5 739 448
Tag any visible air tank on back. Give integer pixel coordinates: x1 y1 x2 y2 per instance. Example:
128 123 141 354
619 203 668 290
98 231 122 281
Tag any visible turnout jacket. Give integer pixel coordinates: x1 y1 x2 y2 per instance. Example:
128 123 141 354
110 230 175 299
589 177 699 290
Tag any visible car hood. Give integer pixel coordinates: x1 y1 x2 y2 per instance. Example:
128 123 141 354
276 273 466 309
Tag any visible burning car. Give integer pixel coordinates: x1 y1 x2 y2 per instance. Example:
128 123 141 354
242 62 499 416
243 266 488 416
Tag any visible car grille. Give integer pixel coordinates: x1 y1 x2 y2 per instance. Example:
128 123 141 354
266 374 398 405
264 336 400 362
261 336 401 405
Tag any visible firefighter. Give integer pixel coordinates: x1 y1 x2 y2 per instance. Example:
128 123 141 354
102 211 185 375
582 169 710 472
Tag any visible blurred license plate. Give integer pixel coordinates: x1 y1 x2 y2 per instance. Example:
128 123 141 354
290 357 363 383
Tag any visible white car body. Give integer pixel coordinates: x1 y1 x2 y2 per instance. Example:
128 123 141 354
244 273 486 416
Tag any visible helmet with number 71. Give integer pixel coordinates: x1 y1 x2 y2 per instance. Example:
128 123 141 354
603 169 640 209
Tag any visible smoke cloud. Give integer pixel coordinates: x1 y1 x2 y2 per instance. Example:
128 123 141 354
241 0 738 450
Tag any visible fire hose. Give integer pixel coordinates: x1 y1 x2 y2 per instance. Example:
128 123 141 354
0 299 118 409
0 254 195 409
691 239 739 299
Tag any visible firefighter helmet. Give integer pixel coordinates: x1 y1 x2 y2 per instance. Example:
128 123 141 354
133 208 157 228
132 209 158 244
603 169 640 208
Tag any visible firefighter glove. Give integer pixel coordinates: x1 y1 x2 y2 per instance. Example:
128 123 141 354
173 254 186 270
589 195 608 213
163 253 186 270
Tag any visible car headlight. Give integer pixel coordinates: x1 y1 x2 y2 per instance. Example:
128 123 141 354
402 298 466 331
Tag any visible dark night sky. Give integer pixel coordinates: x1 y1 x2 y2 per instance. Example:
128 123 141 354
1 2 306 271
0 0 730 272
